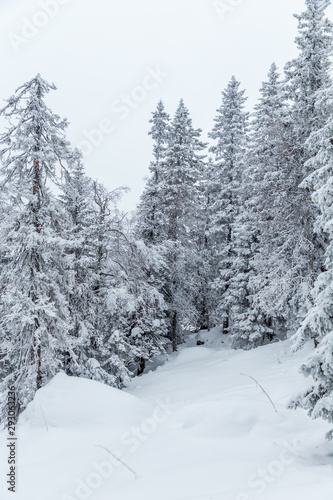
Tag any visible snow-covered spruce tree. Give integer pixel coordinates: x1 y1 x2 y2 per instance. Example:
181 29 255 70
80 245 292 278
191 170 215 331
158 99 207 350
231 63 289 349
227 206 269 349
136 100 170 244
275 0 333 335
291 85 333 351
239 1 333 345
0 75 80 421
288 106 333 435
208 76 249 335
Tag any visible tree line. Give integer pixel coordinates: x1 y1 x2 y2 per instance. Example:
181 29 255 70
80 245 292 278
1 0 333 437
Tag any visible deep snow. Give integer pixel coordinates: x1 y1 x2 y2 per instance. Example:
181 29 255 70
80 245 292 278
1 329 333 500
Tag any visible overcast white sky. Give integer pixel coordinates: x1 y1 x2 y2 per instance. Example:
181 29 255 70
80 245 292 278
1 0 333 211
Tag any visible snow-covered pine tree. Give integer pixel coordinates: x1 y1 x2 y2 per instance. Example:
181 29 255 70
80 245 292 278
231 63 288 349
227 207 266 349
275 0 333 335
208 76 249 335
0 75 79 421
191 170 214 331
288 101 333 436
291 87 333 351
240 1 333 346
136 100 170 244
158 99 207 350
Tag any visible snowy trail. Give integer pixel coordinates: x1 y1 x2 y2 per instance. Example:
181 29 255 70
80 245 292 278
1 332 333 500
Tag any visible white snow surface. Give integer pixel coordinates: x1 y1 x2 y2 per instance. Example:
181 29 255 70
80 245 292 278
1 328 333 500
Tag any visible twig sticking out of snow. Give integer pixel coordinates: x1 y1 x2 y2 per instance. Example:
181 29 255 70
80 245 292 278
241 373 277 413
38 401 49 431
95 445 137 479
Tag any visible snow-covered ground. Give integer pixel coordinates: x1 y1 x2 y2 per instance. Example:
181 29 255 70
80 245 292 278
1 329 333 500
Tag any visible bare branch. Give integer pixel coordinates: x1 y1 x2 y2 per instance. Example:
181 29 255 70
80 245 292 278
241 373 277 412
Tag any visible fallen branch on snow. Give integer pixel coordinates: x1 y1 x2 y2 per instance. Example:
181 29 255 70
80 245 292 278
95 445 137 478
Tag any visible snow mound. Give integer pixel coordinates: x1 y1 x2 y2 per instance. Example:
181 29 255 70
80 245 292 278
19 371 151 429
173 346 216 365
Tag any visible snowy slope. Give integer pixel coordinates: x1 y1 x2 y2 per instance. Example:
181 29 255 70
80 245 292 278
1 331 333 500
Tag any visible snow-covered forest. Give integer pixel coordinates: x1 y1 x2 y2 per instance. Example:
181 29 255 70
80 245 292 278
1 1 333 499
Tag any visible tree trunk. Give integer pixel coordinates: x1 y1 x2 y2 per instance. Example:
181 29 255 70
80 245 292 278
222 315 229 334
172 311 178 352
36 341 42 390
137 357 146 376
314 334 319 349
